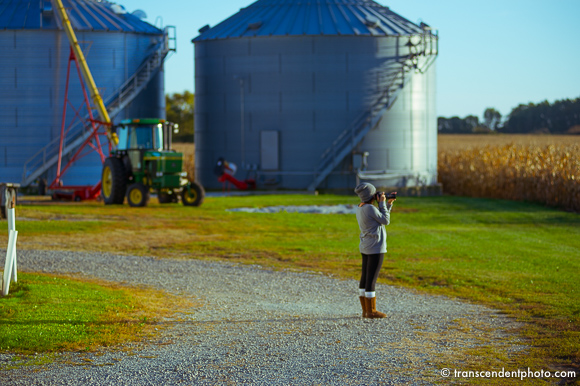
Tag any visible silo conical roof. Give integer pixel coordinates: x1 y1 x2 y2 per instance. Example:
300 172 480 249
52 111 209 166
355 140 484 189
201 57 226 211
0 0 160 34
193 0 424 42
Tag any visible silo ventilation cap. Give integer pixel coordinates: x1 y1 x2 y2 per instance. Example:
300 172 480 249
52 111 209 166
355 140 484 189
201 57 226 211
248 21 263 30
199 25 210 34
132 9 147 19
109 4 127 15
364 15 380 28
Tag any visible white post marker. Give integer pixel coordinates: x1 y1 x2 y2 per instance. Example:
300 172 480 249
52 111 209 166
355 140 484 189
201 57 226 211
1 183 19 296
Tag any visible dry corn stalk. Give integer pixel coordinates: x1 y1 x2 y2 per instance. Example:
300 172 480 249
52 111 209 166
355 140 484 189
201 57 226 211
173 143 196 180
438 143 580 212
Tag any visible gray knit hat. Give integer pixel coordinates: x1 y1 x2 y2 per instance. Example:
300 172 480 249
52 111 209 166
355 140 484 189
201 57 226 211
354 182 376 202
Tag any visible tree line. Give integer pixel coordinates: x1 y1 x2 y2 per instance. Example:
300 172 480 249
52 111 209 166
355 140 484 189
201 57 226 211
166 91 194 142
438 96 580 134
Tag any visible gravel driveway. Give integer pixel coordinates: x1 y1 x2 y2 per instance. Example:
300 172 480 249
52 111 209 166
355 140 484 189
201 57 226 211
1 250 524 385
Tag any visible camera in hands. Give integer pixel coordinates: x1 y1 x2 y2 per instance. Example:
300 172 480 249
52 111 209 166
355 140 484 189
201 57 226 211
375 191 397 200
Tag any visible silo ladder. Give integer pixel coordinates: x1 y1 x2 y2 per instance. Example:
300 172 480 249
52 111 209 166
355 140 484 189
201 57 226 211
307 34 438 191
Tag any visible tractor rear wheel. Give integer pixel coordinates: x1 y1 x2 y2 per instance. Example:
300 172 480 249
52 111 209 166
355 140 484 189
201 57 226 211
127 183 149 207
102 157 126 205
181 181 205 207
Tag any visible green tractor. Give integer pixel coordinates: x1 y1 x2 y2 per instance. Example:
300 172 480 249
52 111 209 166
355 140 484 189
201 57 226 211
101 118 204 207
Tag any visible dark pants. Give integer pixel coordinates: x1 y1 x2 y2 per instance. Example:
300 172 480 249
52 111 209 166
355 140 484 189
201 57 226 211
359 253 384 292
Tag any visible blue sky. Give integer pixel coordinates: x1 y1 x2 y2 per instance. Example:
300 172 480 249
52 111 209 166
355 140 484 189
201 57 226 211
119 0 580 120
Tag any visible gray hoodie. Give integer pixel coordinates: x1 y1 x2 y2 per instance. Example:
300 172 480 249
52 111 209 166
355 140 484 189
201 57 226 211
355 201 392 254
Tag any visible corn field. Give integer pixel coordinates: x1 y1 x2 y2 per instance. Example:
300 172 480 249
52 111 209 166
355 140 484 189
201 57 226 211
438 136 580 212
172 143 196 180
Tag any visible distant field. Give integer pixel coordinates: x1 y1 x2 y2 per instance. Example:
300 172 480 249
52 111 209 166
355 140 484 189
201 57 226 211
438 134 580 212
172 143 195 179
438 133 580 150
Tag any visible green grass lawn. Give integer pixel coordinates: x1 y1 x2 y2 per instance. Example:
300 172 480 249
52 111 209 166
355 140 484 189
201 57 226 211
0 273 171 354
2 194 579 372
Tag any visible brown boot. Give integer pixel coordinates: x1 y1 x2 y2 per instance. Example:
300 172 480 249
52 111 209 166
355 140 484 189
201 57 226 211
364 297 386 319
359 296 368 317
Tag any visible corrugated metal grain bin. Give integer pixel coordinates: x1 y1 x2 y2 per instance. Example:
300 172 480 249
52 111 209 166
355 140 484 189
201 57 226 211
0 0 167 186
193 0 438 191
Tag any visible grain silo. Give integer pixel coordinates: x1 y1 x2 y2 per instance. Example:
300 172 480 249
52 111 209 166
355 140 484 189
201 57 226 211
0 0 173 187
193 0 439 192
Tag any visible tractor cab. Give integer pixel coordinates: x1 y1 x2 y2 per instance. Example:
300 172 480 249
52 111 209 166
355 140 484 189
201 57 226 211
101 118 204 207
116 118 174 151
114 118 177 173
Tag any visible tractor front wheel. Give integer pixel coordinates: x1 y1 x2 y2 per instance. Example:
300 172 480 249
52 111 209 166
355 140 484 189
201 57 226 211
102 157 126 205
127 183 150 207
181 181 205 207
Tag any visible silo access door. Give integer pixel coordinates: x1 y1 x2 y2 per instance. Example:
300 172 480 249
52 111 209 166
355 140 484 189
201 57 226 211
261 131 279 171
